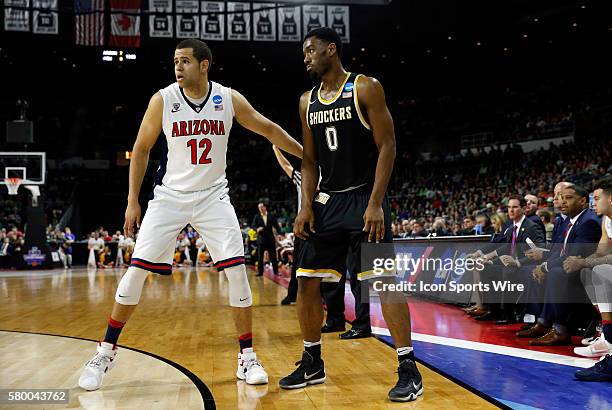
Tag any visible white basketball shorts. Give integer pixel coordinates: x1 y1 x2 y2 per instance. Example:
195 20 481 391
130 181 244 274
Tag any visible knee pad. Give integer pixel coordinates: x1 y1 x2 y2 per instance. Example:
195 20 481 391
115 266 149 305
224 264 252 307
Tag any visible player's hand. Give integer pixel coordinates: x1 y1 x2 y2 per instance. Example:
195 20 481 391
363 203 384 243
294 207 315 240
525 249 543 261
124 201 141 238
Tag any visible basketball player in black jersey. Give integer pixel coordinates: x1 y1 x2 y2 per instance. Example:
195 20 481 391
279 28 423 402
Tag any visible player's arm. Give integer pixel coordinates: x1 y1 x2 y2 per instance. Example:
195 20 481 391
272 145 295 179
356 76 396 242
294 91 319 239
124 92 163 237
231 89 303 159
581 221 612 267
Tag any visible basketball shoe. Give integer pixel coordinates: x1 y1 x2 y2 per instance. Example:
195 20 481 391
388 358 424 402
575 354 612 381
574 336 612 358
237 348 268 385
78 342 117 391
278 351 326 389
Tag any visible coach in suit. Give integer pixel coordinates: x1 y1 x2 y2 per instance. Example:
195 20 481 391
475 195 546 322
526 185 601 345
252 202 281 276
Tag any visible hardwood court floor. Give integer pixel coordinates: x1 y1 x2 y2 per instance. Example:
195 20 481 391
0 267 497 409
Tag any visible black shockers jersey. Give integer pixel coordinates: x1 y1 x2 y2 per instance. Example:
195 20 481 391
307 72 375 192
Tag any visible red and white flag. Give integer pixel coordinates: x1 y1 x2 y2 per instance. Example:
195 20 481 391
110 0 141 47
74 0 105 46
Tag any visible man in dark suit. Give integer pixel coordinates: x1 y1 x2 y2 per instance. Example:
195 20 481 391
252 202 281 276
525 185 601 346
474 195 546 322
525 194 546 234
517 182 573 329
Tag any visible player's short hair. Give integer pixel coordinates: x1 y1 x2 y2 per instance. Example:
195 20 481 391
594 178 612 196
176 38 213 66
304 27 342 57
566 185 589 199
508 195 526 207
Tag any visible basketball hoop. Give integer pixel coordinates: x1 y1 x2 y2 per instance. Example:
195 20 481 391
5 177 22 195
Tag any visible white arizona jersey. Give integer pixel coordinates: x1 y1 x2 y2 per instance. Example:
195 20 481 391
157 81 234 191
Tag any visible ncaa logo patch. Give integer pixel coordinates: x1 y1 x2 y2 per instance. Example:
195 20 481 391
212 95 223 104
171 102 181 113
344 82 354 92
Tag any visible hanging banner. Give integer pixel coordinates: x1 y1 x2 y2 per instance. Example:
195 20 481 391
252 3 275 42
277 4 300 42
176 0 199 38
110 0 141 47
226 1 249 41
75 0 105 46
302 4 324 36
326 5 349 43
33 0 58 34
149 0 172 38
4 0 30 32
200 1 224 41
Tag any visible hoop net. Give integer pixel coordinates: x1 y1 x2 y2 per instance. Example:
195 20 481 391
5 178 22 195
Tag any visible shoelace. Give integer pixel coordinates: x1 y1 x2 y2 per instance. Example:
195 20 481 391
244 358 264 371
88 353 113 368
396 361 417 385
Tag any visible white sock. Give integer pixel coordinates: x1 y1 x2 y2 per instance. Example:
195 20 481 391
304 340 322 348
396 346 414 357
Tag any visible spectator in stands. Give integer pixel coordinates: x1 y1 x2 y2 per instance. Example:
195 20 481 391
458 216 476 235
475 213 496 235
490 213 508 237
410 219 428 238
401 219 411 237
431 218 451 237
536 209 555 242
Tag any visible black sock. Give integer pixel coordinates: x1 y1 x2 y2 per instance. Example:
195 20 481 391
239 333 253 352
304 340 321 361
103 317 125 345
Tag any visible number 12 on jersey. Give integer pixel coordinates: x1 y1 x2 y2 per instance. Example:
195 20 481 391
187 138 212 164
325 126 338 151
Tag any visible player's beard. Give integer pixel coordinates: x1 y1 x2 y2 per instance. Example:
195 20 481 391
308 69 321 81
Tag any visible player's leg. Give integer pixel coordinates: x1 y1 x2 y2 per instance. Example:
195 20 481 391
576 264 612 381
79 186 189 391
354 192 423 402
191 184 267 385
279 230 346 389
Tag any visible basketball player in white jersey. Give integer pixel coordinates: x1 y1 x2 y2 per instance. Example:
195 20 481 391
563 179 612 380
79 39 302 390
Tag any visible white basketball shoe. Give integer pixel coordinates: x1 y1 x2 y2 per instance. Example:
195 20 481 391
574 336 612 358
237 348 268 385
78 342 117 391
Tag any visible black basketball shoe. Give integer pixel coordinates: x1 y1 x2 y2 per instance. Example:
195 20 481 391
388 358 424 402
279 351 326 389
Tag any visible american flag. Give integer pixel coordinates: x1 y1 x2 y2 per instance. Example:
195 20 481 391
74 0 105 46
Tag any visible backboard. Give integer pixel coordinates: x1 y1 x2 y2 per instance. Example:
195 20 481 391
0 152 46 186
